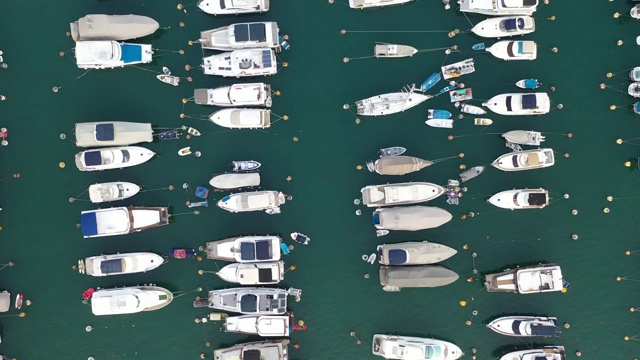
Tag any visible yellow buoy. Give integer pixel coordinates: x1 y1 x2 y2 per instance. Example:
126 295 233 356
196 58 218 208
283 62 289 67
561 288 567 293
283 115 289 120
357 165 363 170
603 207 611 213
617 276 622 281
180 113 185 119
610 105 616 110
459 300 467 307
182 98 188 104
198 270 204 275
626 251 631 255
275 90 281 96
624 162 631 168
617 40 624 46
59 162 66 168
631 307 636 312
625 336 630 341
606 72 614 78
614 12 620 18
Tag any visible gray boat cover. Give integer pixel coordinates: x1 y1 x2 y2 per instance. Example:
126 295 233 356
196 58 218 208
502 130 539 145
70 15 159 41
379 241 457 265
194 89 210 105
75 122 153 147
209 173 261 190
0 291 9 312
379 265 459 288
373 206 452 231
372 156 432 175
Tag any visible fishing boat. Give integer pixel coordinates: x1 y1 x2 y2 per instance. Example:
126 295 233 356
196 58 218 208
232 160 261 172
204 235 281 262
459 166 485 182
377 241 457 265
178 147 192 156
90 286 173 316
379 265 459 291
630 67 640 81
159 130 180 140
488 316 558 337
420 72 441 91
485 263 564 294
224 314 291 337
460 103 486 115
80 206 169 238
79 252 164 276
428 109 452 119
471 16 535 38
474 118 493 125
156 74 179 86
209 108 271 129
632 4 640 18
166 248 196 259
374 44 418 58
450 88 473 102
217 261 285 285
70 14 159 41
200 287 293 314
75 41 153 69
379 146 406 158
217 191 285 213
502 130 545 145
486 40 537 60
356 84 432 116
88 181 141 203
197 0 269 15
214 340 289 360
629 83 640 97
203 48 277 77
488 188 549 209
372 335 463 360
361 182 445 207
425 119 454 128
187 127 201 136
74 146 155 171
373 206 452 231
499 346 566 360
199 22 280 51
459 0 539 16
290 232 310 245
210 172 261 191
366 156 433 175
74 121 153 147
441 58 475 80
483 93 550 115
194 83 272 107
492 148 555 171
516 79 541 89
350 0 414 9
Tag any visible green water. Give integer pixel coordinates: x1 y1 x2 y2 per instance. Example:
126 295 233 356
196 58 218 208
0 0 638 359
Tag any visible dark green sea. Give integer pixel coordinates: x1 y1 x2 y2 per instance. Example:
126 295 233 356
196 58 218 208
1 0 639 359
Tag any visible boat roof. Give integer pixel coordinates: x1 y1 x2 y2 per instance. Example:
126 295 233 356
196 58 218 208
234 23 267 42
210 172 261 189
240 240 274 261
75 122 153 147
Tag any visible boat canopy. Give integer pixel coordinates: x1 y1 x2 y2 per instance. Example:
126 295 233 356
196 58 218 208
240 294 258 312
70 15 159 41
521 94 537 109
504 18 525 30
374 206 452 231
528 323 556 336
83 150 104 166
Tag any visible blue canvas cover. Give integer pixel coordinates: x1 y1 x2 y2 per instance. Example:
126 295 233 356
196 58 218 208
80 212 99 236
120 44 143 63
504 19 517 30
255 240 271 260
372 213 380 225
522 94 537 109
388 249 408 265
100 259 123 274
95 124 114 141
240 242 256 261
83 150 102 166
531 325 556 336
240 294 258 312
524 79 538 88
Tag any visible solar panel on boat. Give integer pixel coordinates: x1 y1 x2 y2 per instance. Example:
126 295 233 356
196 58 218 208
95 124 115 141
262 50 272 68
522 94 537 109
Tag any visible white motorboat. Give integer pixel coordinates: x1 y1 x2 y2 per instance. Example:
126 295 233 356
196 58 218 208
217 261 285 285
361 182 445 207
88 181 141 203
379 146 407 158
460 103 486 115
499 346 565 360
377 241 457 265
486 40 537 60
204 235 281 262
209 108 271 129
488 316 558 337
75 41 153 69
485 263 564 294
225 314 291 336
474 118 492 125
356 84 432 116
471 16 535 38
459 0 538 16
156 74 179 86
367 156 433 175
194 83 272 107
79 252 164 277
502 130 545 145
74 146 155 171
74 121 153 148
232 160 261 172
483 93 550 115
290 232 311 245
488 188 549 209
441 58 475 80
373 206 452 231
199 22 279 51
350 0 414 9
80 206 169 238
492 148 555 171
90 286 173 316
629 83 640 98
379 266 459 291
214 340 289 360
202 287 293 314
197 0 269 15
210 172 261 190
632 4 640 18
218 191 285 214
70 14 159 41
425 119 454 128
372 334 463 360
374 44 418 58
203 48 277 77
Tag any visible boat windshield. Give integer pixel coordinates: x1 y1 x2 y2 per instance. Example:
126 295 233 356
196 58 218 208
121 150 130 163
117 184 125 198
425 345 442 359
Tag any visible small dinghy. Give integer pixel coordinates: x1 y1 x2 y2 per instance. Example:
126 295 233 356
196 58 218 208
635 102 640 114
159 130 181 140
474 118 493 125
14 294 23 309
516 79 541 89
376 230 389 237
157 74 180 86
460 103 486 115
166 248 196 259
450 88 473 102
428 109 452 119
459 166 485 182
421 72 441 91
374 44 418 58
472 43 485 51
379 146 406 158
502 130 545 146
179 147 192 156
290 232 310 245
163 67 171 75
426 119 454 128
280 243 291 255
232 160 261 172
187 127 201 136
632 4 640 19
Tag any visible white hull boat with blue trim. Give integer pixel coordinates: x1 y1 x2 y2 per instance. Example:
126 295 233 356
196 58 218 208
80 206 169 238
486 40 537 60
194 83 272 107
74 146 155 171
516 79 541 89
499 346 565 360
488 188 549 209
75 41 153 69
89 181 141 203
483 93 550 115
79 252 164 277
361 182 445 207
377 241 457 265
459 0 538 16
471 16 535 38
203 48 277 77
197 0 269 15
630 67 640 81
488 316 558 337
200 22 280 51
492 148 555 171
356 85 432 116
205 235 281 262
217 261 285 285
350 0 413 9
217 191 285 213
629 83 640 98
224 314 291 336
372 334 463 360
90 286 173 316
485 263 564 294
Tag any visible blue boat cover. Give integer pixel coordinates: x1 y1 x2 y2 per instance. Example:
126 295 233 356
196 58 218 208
372 213 380 225
528 193 547 206
261 50 272 68
83 150 102 166
517 41 524 54
280 243 290 255
255 240 271 260
388 249 408 265
420 72 441 92
524 79 538 88
517 18 525 29
522 94 537 109
531 325 556 336
195 186 209 199
100 259 123 274
95 124 114 141
120 44 143 64
504 19 518 30
240 242 256 261
240 294 258 312
80 212 99 237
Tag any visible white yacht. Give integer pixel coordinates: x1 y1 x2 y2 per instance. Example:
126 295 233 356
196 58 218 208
488 188 549 209
377 242 457 265
367 156 433 175
356 85 432 116
483 93 550 115
217 261 285 285
214 340 289 360
210 172 261 191
459 0 538 16
492 148 555 172
372 335 463 360
209 108 271 129
90 286 173 316
485 264 564 294
202 287 292 315
471 16 535 38
374 44 418 58
79 252 164 277
203 48 277 77
204 235 281 262
197 0 269 15
199 22 279 51
194 83 272 107
75 122 153 148
217 191 285 214
502 130 545 146
373 206 452 232
74 146 155 171
75 41 153 69
88 182 141 203
488 316 558 337
361 182 445 207
70 14 159 41
224 314 291 337
499 346 565 360
486 40 537 60
350 0 413 8
80 206 169 238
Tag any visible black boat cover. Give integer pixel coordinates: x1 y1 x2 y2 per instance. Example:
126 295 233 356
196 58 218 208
505 96 513 111
234 23 267 43
244 350 261 360
531 325 556 336
527 192 547 206
95 124 115 141
258 268 274 283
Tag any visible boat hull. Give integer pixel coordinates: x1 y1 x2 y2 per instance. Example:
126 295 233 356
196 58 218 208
199 22 279 51
487 40 537 61
210 108 271 129
373 206 452 231
485 264 563 294
459 0 538 16
368 156 432 175
356 88 432 116
499 346 565 360
70 15 159 41
207 287 288 314
492 148 555 172
75 146 155 171
75 41 153 69
487 316 557 337
488 188 549 209
483 93 550 115
205 235 281 262
349 0 413 8
91 286 173 316
502 130 544 145
197 0 269 14
89 182 141 203
224 314 291 336
361 182 445 207
374 44 418 58
195 83 272 107
217 191 284 212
